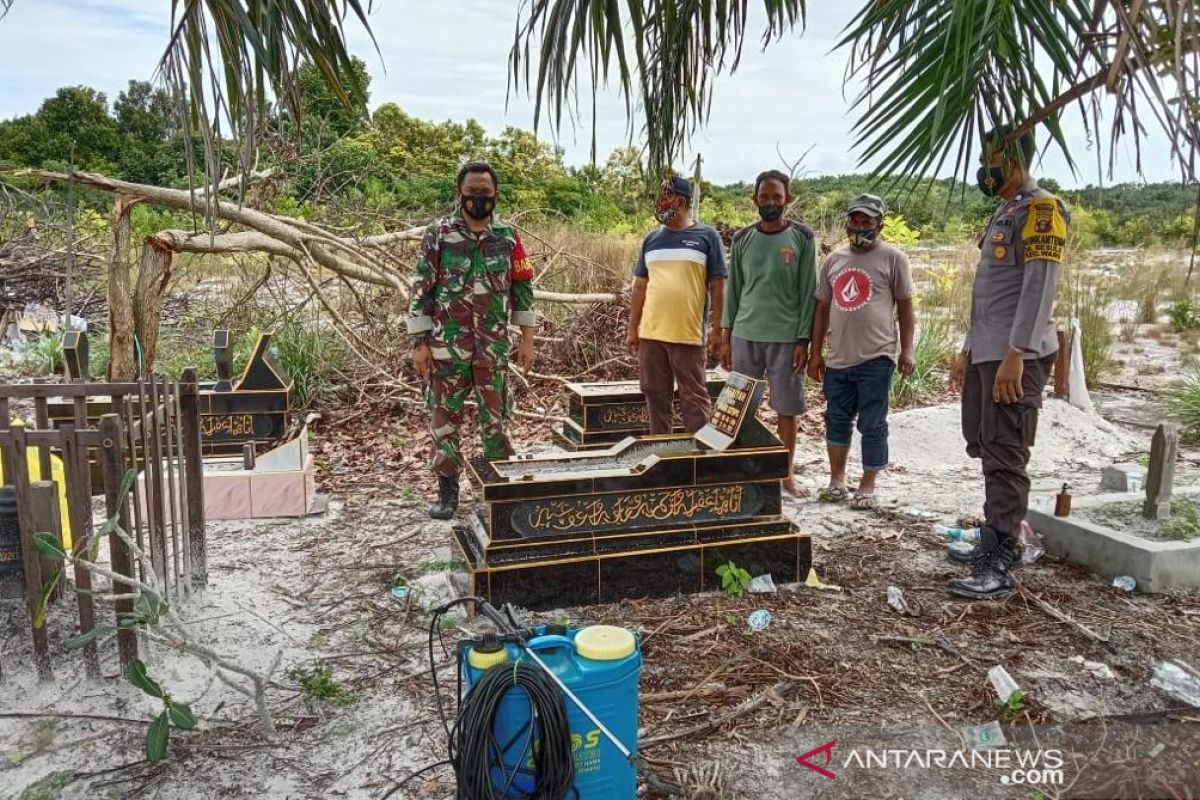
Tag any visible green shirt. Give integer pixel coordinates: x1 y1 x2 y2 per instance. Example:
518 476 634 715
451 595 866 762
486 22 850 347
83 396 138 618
723 221 817 343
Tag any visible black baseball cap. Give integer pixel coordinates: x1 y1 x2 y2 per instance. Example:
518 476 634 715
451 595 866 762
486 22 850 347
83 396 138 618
847 193 886 219
662 176 693 198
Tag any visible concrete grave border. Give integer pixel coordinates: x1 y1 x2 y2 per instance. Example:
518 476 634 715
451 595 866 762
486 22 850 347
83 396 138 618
1028 488 1200 593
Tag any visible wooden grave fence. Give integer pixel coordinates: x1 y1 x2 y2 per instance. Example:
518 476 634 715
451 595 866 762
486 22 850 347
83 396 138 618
0 370 207 681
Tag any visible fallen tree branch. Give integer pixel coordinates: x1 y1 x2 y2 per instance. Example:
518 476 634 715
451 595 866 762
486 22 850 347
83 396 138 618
1018 585 1111 644
640 681 793 748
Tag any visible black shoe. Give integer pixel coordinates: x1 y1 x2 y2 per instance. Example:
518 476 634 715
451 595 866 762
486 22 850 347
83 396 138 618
429 475 460 520
947 528 1018 600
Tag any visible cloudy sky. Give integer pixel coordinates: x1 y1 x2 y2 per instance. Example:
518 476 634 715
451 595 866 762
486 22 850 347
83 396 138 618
0 0 1184 187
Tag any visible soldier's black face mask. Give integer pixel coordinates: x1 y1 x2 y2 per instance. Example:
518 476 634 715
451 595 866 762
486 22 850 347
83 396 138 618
757 204 784 222
462 194 496 220
976 165 1007 197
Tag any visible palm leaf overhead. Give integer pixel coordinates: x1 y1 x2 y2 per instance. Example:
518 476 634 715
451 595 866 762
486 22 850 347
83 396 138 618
509 0 806 173
513 0 1200 184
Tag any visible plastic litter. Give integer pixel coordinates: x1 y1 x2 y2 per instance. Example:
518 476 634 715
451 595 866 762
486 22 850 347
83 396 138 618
1069 655 1115 680
1112 576 1136 592
747 610 771 631
961 720 1007 750
803 567 843 592
748 574 777 594
390 585 409 601
1150 660 1200 708
1018 521 1045 564
988 665 1021 704
886 586 909 614
940 525 981 543
947 540 977 558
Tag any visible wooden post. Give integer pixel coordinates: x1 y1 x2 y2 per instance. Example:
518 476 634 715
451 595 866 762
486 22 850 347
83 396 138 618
61 425 100 677
99 413 137 669
29 481 63 604
179 368 207 586
32 379 52 479
1053 328 1071 399
3 426 52 681
145 375 169 593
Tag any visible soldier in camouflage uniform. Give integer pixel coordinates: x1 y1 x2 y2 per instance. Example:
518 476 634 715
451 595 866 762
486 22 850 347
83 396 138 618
409 162 536 519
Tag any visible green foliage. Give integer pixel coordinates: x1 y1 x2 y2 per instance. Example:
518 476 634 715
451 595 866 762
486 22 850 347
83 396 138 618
1163 363 1200 439
288 660 359 705
26 330 65 375
1168 299 1200 332
236 314 345 409
1067 277 1114 387
715 560 752 597
881 214 920 247
1163 501 1200 542
891 316 954 409
994 687 1027 716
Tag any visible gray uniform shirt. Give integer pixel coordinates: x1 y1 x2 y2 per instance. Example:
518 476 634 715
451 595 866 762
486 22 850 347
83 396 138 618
964 178 1070 364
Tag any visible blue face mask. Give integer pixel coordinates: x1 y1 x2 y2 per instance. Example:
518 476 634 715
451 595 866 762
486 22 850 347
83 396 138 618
847 227 878 248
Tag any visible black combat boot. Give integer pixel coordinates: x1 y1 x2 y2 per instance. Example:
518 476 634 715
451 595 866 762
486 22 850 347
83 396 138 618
947 527 1023 568
429 475 460 520
947 527 1019 600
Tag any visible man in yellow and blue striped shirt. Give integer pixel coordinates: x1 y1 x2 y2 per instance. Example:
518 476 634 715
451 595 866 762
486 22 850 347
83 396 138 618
625 176 727 433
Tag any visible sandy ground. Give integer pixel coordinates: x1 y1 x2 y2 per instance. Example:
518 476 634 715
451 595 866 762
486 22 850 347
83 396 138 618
2 395 1198 800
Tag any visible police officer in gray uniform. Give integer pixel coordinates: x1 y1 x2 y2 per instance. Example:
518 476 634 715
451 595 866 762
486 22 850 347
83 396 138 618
948 126 1069 600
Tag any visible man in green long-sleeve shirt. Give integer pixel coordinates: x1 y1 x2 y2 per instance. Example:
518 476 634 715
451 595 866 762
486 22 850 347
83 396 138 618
721 169 817 495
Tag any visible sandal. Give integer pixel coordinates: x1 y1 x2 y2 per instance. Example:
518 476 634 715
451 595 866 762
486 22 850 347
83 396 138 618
818 485 851 503
851 491 878 511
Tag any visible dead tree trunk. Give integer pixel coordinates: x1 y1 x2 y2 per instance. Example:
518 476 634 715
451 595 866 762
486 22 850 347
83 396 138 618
133 237 174 373
107 197 138 380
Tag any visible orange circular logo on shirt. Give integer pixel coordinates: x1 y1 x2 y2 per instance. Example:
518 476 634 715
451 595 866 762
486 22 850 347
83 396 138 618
832 269 872 312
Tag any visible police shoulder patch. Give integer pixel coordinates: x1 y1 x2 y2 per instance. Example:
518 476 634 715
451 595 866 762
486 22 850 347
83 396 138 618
1021 198 1067 263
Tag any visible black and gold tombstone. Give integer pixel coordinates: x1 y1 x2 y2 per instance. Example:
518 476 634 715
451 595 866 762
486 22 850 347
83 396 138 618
457 373 811 610
48 330 292 457
556 372 726 450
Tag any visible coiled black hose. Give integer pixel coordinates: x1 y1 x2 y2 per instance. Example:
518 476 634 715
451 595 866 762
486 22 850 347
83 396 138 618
451 660 576 800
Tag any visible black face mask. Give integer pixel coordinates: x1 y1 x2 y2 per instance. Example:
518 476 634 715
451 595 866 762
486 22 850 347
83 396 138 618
976 165 1006 197
462 194 496 220
758 204 784 222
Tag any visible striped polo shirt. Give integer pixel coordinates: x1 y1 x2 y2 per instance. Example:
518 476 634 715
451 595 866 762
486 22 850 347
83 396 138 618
633 223 727 345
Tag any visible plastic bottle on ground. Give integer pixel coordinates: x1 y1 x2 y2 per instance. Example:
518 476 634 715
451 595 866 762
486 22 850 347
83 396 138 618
940 526 981 543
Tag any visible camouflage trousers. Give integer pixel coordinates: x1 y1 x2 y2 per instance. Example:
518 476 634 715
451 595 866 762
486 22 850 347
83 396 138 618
426 355 514 477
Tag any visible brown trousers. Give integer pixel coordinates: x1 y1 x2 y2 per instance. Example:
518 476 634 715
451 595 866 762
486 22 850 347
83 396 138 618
638 339 711 434
961 355 1055 539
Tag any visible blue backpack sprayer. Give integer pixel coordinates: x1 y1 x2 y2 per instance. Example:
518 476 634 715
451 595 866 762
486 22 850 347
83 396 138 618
422 596 679 800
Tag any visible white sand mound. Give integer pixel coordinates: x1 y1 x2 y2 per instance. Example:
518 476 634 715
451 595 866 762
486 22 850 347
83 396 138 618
889 397 1142 479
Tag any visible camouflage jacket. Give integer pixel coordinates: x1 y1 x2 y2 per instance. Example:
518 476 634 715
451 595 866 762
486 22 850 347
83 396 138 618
407 213 536 357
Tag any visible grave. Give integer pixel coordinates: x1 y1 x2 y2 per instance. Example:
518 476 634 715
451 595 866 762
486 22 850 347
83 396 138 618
455 373 811 610
1029 424 1200 592
555 373 726 450
50 329 292 458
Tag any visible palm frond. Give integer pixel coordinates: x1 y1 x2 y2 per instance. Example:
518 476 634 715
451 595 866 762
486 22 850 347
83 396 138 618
511 0 805 172
837 0 1096 192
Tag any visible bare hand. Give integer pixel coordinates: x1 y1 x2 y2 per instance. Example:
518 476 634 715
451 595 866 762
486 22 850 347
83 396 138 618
707 327 723 362
898 348 915 378
413 343 432 380
792 343 809 374
949 351 968 394
626 330 639 357
720 329 732 371
806 353 825 382
515 334 535 375
993 351 1024 404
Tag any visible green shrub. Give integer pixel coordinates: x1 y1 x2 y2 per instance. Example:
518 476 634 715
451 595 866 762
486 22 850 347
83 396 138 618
890 315 954 409
1163 363 1200 439
1167 299 1200 332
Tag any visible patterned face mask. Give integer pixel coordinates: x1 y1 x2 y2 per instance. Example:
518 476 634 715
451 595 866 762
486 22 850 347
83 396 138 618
847 227 878 248
655 194 677 224
462 194 497 220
